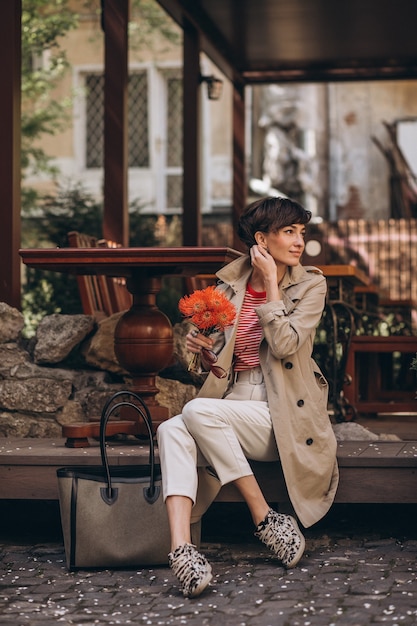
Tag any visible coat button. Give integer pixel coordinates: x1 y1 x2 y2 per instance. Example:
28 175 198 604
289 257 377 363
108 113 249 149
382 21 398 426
285 362 293 369
297 399 304 407
306 438 314 446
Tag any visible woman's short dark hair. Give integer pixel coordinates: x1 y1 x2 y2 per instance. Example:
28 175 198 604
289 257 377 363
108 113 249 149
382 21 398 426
237 196 312 249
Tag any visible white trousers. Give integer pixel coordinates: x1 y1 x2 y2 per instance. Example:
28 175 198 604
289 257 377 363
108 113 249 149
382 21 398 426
157 368 280 507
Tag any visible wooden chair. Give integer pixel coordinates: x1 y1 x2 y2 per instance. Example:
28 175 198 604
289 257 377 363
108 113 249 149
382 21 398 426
184 273 217 293
67 231 132 318
64 232 136 446
96 238 133 313
343 335 417 416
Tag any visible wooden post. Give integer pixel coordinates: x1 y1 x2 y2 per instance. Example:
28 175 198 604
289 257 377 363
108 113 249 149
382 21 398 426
232 81 246 252
0 0 21 308
182 18 201 246
103 0 129 246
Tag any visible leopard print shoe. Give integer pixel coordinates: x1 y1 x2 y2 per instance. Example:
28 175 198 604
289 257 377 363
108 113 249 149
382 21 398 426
254 508 305 568
168 543 212 598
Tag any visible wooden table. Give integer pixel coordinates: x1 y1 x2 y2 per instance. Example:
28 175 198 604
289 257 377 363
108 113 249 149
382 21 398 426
19 246 241 442
19 252 373 438
317 264 370 304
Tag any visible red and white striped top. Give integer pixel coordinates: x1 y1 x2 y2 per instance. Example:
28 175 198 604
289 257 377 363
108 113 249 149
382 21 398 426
233 283 266 371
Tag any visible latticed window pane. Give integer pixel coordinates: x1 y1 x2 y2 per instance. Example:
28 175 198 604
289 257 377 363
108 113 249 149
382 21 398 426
167 77 182 167
85 72 149 169
129 73 149 167
86 74 104 168
166 174 182 209
166 74 182 209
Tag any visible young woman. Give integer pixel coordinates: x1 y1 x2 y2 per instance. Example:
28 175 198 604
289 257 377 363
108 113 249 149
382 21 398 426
157 196 339 598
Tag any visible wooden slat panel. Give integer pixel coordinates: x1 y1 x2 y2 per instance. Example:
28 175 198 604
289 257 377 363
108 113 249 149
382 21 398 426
335 467 417 503
218 465 417 504
2 439 417 467
411 219 417 302
354 401 417 414
0 466 60 499
313 218 417 305
398 442 417 457
399 218 409 299
0 438 151 466
354 442 407 458
335 441 370 457
334 441 417 467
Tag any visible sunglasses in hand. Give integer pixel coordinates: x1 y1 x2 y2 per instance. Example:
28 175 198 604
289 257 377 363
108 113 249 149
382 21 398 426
200 348 228 379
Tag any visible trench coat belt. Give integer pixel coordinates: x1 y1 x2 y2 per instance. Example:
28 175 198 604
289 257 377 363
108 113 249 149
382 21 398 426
233 366 264 385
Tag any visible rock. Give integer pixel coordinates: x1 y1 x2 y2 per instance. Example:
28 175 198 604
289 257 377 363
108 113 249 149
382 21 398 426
0 378 73 413
72 370 114 391
378 432 402 441
156 376 199 417
0 412 61 437
82 312 128 375
333 421 401 442
9 361 76 383
74 386 128 419
0 303 24 343
34 314 96 364
55 400 86 426
27 419 62 437
0 344 31 377
0 308 200 437
333 422 379 441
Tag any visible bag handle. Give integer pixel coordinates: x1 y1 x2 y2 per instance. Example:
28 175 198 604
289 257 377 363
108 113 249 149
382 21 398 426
99 391 160 504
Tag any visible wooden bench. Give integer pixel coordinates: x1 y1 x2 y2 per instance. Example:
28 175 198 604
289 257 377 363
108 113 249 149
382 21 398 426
1 437 417 504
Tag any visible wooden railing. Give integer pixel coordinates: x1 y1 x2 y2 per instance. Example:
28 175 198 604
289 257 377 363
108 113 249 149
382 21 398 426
304 218 417 304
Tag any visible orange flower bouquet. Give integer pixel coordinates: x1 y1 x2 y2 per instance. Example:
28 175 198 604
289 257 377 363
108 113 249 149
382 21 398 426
178 285 236 378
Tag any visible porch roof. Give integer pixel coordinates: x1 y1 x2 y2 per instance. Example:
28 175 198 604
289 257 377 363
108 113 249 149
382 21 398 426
157 0 417 83
3 1 417 307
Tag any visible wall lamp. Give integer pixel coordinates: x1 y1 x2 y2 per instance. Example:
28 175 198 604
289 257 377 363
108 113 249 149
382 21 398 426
200 74 223 101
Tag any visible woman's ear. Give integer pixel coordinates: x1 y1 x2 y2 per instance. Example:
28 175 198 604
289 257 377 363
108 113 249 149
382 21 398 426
254 231 268 248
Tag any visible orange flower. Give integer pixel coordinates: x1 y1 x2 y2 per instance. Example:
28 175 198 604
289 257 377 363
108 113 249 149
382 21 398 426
179 285 236 334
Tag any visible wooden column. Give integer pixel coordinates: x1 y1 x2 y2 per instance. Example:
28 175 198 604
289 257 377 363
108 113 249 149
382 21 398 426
232 80 246 252
103 0 129 246
182 18 201 246
0 0 21 308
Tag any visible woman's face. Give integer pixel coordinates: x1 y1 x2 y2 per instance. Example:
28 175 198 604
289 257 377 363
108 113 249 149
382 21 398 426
258 223 306 266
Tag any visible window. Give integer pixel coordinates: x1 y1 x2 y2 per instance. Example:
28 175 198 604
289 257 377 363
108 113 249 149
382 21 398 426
79 65 187 213
85 72 149 169
165 73 183 209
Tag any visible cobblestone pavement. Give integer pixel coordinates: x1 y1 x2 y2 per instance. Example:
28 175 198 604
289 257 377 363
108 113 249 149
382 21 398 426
0 502 416 626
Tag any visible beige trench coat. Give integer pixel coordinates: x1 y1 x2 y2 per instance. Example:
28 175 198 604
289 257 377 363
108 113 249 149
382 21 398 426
195 254 339 528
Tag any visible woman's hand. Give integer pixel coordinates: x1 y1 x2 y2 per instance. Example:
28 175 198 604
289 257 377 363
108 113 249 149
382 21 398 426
250 245 281 300
250 245 276 277
185 329 213 354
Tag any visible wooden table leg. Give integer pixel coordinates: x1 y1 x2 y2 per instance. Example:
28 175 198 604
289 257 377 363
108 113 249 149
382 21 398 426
114 271 174 428
62 271 174 447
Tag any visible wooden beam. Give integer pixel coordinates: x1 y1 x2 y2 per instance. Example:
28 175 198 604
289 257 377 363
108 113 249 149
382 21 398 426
182 17 201 246
242 62 417 84
0 0 21 308
103 0 129 246
232 81 246 252
155 0 238 85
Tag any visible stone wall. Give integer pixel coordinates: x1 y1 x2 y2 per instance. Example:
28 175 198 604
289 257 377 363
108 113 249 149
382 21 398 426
0 303 198 438
0 303 393 441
